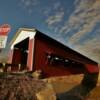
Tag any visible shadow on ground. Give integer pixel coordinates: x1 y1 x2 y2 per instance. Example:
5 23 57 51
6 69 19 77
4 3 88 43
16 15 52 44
57 73 99 100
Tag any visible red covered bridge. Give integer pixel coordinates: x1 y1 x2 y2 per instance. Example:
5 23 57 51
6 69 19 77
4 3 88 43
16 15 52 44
8 28 99 86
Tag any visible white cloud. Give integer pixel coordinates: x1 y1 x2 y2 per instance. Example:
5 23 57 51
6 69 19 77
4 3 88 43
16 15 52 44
43 8 51 17
19 0 39 14
53 2 61 10
74 27 100 63
75 37 100 63
22 0 38 6
60 0 100 45
45 1 65 29
46 11 64 26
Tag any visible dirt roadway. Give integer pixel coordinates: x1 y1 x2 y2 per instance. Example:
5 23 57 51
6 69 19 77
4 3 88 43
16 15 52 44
0 73 100 100
57 83 100 100
0 73 45 100
0 72 56 100
45 74 100 100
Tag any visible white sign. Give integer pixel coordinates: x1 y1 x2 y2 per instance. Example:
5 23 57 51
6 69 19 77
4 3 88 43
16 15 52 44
0 24 11 48
0 36 7 48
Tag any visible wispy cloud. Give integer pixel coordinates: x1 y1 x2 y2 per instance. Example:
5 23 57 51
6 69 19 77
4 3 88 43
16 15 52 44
53 2 61 10
21 0 39 6
76 38 100 63
74 28 100 63
19 0 39 14
46 11 64 26
45 1 65 31
59 0 100 45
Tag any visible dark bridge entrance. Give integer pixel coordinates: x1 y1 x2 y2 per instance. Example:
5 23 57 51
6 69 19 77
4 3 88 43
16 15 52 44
12 38 29 71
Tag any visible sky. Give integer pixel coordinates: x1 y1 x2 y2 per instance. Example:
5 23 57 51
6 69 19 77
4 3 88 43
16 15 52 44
0 0 100 63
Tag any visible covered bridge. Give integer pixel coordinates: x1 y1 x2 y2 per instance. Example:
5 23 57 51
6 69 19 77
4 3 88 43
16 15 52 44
8 28 99 80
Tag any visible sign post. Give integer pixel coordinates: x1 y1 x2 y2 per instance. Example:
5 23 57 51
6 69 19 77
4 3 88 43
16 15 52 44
0 24 11 48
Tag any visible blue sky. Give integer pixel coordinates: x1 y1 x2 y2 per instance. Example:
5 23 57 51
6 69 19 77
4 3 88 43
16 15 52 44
0 0 100 63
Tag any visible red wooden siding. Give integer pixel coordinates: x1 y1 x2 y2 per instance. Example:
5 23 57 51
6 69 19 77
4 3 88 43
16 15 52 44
85 64 99 73
33 36 87 77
